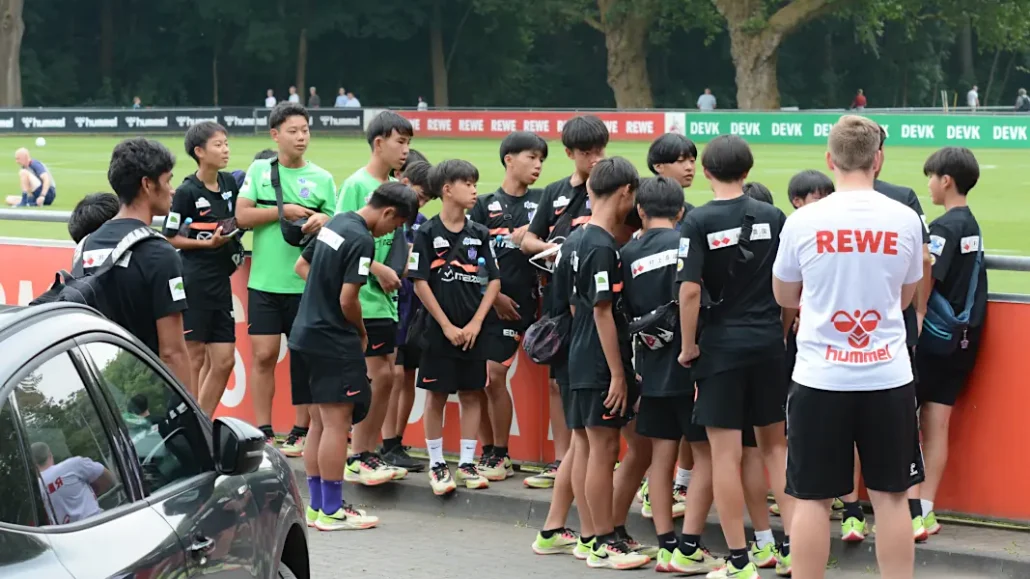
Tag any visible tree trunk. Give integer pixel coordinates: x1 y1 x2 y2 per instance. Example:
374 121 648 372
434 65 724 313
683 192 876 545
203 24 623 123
983 49 1001 106
959 14 975 85
100 0 114 80
713 0 833 110
429 0 448 108
0 0 24 107
295 0 308 97
823 29 835 108
998 52 1016 107
212 52 219 106
596 0 653 109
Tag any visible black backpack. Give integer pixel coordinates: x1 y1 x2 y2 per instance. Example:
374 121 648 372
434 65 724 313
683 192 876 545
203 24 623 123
30 226 164 318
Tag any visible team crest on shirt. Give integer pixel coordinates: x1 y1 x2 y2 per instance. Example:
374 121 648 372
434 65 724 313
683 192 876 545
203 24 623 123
678 238 690 257
929 235 946 256
195 197 211 209
433 236 449 249
960 236 980 253
553 196 570 208
299 187 311 199
468 248 477 260
488 201 502 211
825 309 890 364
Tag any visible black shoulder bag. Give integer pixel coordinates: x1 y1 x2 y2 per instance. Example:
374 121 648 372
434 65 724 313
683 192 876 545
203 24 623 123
269 158 313 247
405 226 469 349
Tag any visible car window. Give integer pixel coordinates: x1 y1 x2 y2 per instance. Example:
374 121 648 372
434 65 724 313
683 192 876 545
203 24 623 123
0 398 50 527
11 352 131 526
81 342 213 495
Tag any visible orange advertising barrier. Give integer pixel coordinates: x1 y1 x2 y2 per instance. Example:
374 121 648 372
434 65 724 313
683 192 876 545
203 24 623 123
1 240 1026 521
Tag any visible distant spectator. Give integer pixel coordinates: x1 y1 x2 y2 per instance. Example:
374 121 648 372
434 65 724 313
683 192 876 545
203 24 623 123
344 92 361 108
265 89 276 108
288 86 300 103
697 88 716 111
417 96 428 111
967 85 979 111
68 193 119 243
308 86 321 108
334 88 349 107
851 89 867 111
6 148 57 207
1015 88 1030 112
132 96 142 110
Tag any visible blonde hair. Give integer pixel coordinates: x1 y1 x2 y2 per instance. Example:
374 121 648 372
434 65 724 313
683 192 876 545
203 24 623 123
828 115 880 172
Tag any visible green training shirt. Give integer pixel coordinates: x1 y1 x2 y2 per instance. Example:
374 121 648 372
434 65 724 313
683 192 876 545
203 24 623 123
336 167 398 320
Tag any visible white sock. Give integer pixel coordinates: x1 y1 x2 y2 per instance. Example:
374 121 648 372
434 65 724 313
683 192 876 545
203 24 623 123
755 529 775 549
675 468 692 487
921 499 934 518
426 438 445 467
459 439 477 466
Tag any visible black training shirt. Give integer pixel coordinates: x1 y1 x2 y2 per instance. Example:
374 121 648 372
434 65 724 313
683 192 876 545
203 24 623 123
408 216 501 359
928 206 988 331
469 187 543 327
288 212 375 358
875 179 930 347
81 218 187 354
528 177 592 243
568 224 635 391
163 172 242 310
621 227 691 397
547 226 586 387
677 195 786 378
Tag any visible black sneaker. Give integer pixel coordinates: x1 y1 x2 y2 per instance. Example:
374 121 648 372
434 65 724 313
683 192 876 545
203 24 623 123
381 444 426 473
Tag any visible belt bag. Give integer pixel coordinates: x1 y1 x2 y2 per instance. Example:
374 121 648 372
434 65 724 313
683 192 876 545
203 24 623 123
270 158 313 247
630 301 678 351
919 231 982 356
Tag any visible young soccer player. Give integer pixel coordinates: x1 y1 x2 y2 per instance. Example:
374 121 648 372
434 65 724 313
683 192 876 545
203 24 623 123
290 181 419 531
565 156 649 570
788 170 834 209
677 135 794 578
915 147 987 536
408 159 501 495
235 102 336 446
521 114 609 489
164 121 244 416
337 111 415 482
742 182 774 205
68 192 119 243
381 157 432 471
469 131 548 481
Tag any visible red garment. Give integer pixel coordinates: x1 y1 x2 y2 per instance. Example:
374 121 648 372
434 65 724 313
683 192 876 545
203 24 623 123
852 94 868 108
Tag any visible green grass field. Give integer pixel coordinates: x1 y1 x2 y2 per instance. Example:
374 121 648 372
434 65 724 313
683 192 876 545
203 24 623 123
3 135 1029 293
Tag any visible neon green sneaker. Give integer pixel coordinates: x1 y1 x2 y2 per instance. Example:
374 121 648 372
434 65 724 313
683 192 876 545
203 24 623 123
671 545 723 575
280 433 305 457
313 505 379 531
531 527 579 555
654 548 675 573
344 453 395 486
769 502 780 516
913 516 929 542
586 540 651 570
673 483 688 504
524 460 559 489
623 536 659 559
641 489 686 519
832 497 845 510
636 478 649 502
750 542 776 568
775 548 792 577
573 536 596 560
924 511 941 535
705 560 760 579
841 516 869 542
305 505 318 527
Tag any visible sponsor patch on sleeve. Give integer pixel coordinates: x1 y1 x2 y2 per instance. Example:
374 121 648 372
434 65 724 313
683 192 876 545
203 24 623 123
706 227 741 249
317 228 344 251
678 238 690 258
409 252 420 269
959 235 980 254
594 271 610 292
169 277 186 301
358 256 371 276
750 223 771 241
166 212 181 230
929 234 946 256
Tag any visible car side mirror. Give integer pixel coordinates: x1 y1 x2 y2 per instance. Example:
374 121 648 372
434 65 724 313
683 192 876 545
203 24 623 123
213 417 265 476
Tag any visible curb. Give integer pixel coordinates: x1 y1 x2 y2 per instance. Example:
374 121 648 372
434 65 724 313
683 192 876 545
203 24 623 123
288 458 1030 577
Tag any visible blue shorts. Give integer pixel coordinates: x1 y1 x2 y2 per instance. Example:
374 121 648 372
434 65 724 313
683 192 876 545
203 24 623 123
23 187 56 206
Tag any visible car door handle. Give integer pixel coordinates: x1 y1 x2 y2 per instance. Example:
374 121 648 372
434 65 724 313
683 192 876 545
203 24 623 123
188 536 215 554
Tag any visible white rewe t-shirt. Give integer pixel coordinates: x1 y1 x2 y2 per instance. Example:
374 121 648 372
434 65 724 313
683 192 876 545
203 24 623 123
773 190 924 391
40 457 105 524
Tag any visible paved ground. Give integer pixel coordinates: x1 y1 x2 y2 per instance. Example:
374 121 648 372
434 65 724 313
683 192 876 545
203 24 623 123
304 508 993 578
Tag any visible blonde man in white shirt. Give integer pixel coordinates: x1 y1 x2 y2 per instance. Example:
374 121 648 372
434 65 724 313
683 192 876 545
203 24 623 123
772 115 925 579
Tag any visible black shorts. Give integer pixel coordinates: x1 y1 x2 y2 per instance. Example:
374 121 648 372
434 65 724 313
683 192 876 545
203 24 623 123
291 350 370 423
417 352 486 393
248 289 302 336
364 319 397 357
785 382 924 500
483 323 521 365
636 395 705 441
395 343 422 370
567 388 637 430
693 355 788 431
184 308 236 343
915 345 980 407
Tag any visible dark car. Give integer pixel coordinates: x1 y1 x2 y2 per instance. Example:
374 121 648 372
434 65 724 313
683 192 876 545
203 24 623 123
0 303 309 579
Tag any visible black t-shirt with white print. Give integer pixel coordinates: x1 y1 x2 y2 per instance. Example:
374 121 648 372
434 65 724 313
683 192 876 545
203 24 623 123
874 179 930 347
288 212 375 358
568 225 635 392
676 195 787 378
407 216 501 359
163 172 241 310
927 206 988 336
80 218 187 354
621 227 691 397
469 187 544 328
528 177 592 242
547 226 586 387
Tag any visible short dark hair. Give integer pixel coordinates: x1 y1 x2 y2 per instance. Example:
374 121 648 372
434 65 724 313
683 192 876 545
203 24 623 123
588 156 638 198
368 182 419 220
254 149 277 161
184 121 228 163
647 133 698 175
30 441 50 467
68 192 119 243
403 149 429 170
428 159 479 199
269 101 308 130
787 170 835 202
128 394 149 415
401 160 432 192
636 176 684 219
743 182 774 205
701 135 753 183
366 111 414 149
923 147 980 195
107 138 176 206
499 131 549 167
561 115 609 151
